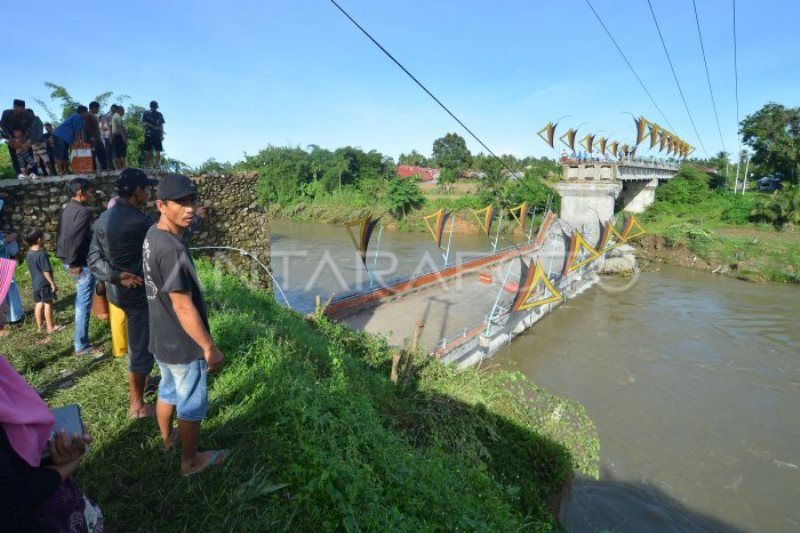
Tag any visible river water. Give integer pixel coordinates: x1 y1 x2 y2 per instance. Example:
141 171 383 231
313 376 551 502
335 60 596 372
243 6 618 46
270 220 800 532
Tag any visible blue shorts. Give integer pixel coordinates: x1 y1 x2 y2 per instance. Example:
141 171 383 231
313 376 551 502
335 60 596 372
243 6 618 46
156 359 208 422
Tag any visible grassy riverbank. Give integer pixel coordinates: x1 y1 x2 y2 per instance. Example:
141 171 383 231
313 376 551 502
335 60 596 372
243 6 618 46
635 168 800 283
2 260 598 531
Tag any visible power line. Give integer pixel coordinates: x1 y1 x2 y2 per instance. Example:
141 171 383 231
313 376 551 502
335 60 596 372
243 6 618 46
583 0 676 132
732 0 741 156
692 0 726 154
645 0 708 158
327 0 517 176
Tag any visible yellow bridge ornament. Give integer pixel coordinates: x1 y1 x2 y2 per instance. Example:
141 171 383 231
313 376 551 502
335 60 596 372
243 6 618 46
471 205 496 239
512 260 563 312
508 202 529 232
562 231 601 277
422 208 452 249
537 122 557 147
559 128 577 151
579 133 595 154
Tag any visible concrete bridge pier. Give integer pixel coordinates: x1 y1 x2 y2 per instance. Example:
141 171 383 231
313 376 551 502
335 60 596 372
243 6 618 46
555 180 622 239
619 178 658 213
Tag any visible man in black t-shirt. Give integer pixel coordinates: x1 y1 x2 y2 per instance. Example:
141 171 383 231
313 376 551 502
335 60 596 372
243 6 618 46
144 173 229 476
141 101 165 170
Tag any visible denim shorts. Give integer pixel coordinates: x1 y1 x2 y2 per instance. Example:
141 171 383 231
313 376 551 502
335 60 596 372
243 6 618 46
156 359 208 422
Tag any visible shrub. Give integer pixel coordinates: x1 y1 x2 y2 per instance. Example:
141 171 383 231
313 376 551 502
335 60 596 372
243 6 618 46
719 193 758 224
751 184 800 228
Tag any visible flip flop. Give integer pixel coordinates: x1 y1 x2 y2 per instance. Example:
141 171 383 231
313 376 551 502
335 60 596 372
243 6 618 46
182 449 231 477
47 325 66 333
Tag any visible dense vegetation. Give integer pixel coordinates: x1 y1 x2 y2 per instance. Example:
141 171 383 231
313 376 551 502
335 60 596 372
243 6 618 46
641 164 800 283
3 260 598 531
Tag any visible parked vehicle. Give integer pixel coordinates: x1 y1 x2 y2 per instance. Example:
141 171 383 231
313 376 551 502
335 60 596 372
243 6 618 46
757 177 782 192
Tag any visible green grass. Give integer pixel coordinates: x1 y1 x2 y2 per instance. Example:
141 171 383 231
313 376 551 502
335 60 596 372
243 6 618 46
641 192 800 283
2 260 598 532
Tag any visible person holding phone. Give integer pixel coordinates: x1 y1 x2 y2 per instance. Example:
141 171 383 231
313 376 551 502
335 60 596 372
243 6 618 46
0 354 102 532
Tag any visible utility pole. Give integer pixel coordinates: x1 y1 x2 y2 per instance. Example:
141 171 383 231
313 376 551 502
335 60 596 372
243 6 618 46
741 152 751 194
733 153 741 193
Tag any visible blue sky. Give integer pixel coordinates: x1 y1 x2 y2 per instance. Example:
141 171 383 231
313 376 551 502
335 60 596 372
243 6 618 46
4 1 798 166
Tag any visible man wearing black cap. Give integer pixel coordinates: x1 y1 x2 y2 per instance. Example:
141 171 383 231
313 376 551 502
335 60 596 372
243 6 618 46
0 100 32 176
144 174 229 476
142 101 165 170
89 168 160 418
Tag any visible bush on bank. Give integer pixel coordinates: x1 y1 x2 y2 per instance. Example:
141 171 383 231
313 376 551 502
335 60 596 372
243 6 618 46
9 261 599 531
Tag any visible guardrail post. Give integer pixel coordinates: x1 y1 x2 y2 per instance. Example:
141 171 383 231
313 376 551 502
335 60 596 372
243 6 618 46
402 320 424 388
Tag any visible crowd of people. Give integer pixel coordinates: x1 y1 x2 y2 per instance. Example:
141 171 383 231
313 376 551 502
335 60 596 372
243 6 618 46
1 170 225 531
1 99 166 179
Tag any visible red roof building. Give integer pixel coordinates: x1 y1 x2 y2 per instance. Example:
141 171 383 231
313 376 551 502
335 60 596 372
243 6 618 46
396 165 441 183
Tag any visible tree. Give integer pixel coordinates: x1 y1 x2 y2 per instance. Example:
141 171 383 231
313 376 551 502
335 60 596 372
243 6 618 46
398 150 430 167
195 158 233 174
740 103 800 184
0 147 14 179
432 133 472 172
250 146 312 205
386 177 424 218
34 82 119 122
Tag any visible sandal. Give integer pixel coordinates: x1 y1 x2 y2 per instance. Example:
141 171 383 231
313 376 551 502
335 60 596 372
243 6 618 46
182 449 231 477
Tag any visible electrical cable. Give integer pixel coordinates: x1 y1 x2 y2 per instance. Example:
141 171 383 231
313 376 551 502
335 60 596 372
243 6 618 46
645 0 708 158
692 0 726 154
732 0 741 157
190 245 292 308
328 0 519 177
583 0 676 132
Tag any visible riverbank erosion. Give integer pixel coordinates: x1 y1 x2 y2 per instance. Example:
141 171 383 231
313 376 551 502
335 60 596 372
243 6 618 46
633 228 800 283
5 260 598 531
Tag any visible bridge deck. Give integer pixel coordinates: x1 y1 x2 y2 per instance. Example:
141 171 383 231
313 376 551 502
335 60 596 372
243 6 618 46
340 259 513 351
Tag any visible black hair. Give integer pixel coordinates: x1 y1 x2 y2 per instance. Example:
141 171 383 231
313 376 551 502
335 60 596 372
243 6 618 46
24 229 44 246
76 105 88 114
149 100 158 108
89 101 100 110
44 123 52 128
13 99 24 107
68 177 92 197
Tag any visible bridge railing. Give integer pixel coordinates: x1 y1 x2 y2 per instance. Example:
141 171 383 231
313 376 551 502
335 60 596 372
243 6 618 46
561 157 680 170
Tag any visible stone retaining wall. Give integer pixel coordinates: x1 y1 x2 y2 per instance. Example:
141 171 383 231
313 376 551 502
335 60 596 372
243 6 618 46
0 171 271 290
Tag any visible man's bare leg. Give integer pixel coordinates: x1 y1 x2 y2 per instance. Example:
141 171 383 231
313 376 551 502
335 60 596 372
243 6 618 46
178 419 215 474
128 371 154 417
43 302 55 331
156 399 176 446
34 302 44 332
155 151 161 170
